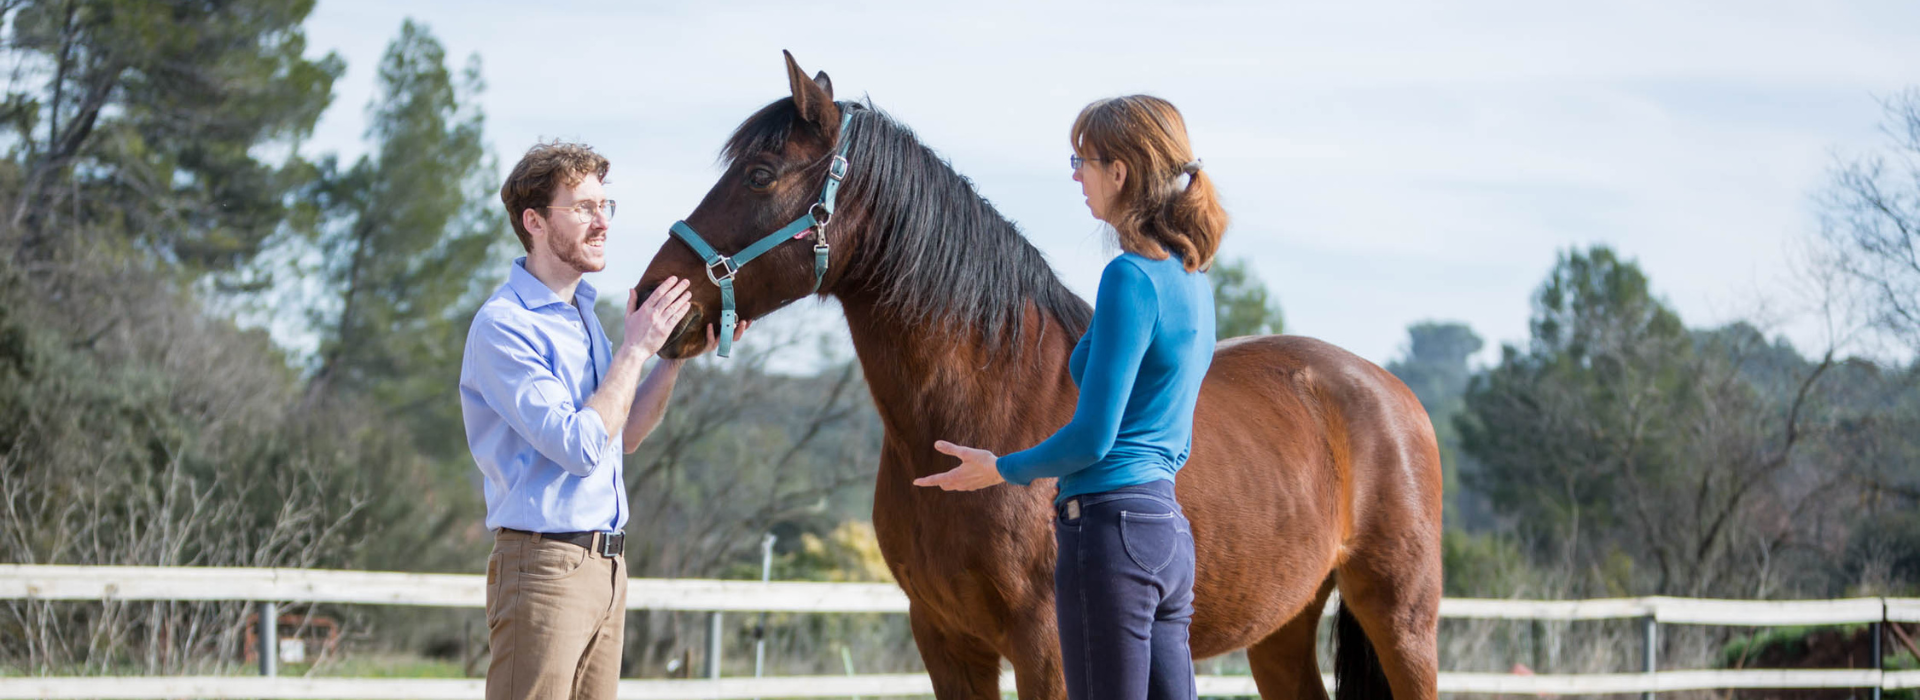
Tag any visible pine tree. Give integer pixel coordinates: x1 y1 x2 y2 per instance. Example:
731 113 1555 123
309 19 508 464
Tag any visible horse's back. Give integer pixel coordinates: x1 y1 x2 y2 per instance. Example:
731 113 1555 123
1202 333 1440 489
1177 334 1443 656
1199 333 1443 535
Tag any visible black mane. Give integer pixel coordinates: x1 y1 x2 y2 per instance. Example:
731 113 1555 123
725 99 1092 353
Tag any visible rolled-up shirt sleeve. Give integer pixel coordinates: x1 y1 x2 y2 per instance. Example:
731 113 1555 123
467 318 613 476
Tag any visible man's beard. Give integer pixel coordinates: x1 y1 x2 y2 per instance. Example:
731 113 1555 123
549 232 605 274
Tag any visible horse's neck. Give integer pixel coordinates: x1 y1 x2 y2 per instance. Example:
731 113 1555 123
837 295 1079 478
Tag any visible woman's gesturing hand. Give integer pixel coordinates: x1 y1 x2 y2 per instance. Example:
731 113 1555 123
913 440 1006 492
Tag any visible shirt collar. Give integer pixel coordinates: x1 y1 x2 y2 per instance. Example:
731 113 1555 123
507 257 598 310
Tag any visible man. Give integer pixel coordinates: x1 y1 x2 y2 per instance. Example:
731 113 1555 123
460 141 741 700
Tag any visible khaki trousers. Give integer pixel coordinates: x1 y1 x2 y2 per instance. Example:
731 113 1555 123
486 529 627 700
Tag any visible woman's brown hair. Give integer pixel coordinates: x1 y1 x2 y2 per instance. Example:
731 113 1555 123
1071 95 1226 272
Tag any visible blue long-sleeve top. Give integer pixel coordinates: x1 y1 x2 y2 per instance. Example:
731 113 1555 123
996 251 1216 502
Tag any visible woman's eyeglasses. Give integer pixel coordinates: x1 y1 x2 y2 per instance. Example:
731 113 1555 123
1069 155 1105 171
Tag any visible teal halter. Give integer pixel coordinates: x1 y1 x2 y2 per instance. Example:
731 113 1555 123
669 111 852 358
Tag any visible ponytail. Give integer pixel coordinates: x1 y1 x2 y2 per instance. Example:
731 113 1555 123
1072 96 1226 272
1157 159 1225 272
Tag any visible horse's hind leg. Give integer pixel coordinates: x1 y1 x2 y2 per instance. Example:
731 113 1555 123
1334 550 1441 700
1245 576 1334 700
910 607 1006 700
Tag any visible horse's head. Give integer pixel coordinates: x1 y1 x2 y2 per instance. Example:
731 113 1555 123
638 51 853 359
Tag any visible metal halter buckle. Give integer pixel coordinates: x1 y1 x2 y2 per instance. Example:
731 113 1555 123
705 256 738 285
828 155 849 181
808 202 833 228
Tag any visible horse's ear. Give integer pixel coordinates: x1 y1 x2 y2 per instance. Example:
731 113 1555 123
782 50 838 125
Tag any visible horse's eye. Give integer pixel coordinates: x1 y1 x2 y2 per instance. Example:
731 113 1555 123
747 168 776 190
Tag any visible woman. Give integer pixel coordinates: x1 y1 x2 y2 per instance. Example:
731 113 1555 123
913 95 1227 700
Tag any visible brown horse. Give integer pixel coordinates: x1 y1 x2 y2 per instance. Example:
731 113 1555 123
637 52 1442 700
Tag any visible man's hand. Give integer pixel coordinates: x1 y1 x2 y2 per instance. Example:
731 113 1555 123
626 277 692 356
913 441 1006 492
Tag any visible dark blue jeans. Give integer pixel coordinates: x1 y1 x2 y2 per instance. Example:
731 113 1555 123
1054 479 1197 700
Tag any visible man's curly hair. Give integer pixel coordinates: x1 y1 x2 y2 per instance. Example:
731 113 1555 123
500 141 611 251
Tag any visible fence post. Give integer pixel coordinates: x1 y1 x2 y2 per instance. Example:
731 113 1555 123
1874 613 1885 700
756 533 775 681
840 644 860 700
707 611 723 679
1531 619 1546 673
257 601 278 677
1641 615 1657 700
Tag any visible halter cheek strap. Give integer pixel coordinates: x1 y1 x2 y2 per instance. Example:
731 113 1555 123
669 111 852 358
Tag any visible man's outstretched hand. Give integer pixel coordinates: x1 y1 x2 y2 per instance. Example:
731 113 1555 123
687 319 752 357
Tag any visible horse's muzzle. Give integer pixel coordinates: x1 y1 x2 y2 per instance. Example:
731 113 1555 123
658 304 705 360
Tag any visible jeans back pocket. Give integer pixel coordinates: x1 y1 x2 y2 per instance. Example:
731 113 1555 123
1118 510 1183 574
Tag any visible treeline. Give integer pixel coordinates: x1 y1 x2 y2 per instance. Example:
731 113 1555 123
1392 246 1919 601
1381 87 1920 604
0 1 887 677
1364 91 1920 676
3 0 1919 682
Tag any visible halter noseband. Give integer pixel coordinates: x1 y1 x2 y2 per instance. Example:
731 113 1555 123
669 111 853 358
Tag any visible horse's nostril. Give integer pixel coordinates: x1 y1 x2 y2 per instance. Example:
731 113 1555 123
653 304 706 361
668 305 703 340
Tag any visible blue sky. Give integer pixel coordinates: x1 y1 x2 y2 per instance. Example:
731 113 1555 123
301 1 1920 368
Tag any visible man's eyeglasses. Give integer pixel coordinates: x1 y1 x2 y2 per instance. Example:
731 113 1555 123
1069 155 1105 171
545 200 617 224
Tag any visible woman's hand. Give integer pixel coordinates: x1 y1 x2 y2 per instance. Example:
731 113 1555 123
913 440 1006 492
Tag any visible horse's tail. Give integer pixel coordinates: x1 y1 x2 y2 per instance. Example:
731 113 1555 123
1334 601 1393 700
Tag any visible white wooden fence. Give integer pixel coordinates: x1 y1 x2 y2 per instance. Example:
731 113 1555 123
0 565 1912 698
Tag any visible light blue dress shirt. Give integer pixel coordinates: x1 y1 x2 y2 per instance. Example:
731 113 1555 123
460 257 626 533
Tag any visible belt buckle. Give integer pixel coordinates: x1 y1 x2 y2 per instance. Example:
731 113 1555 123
598 532 624 558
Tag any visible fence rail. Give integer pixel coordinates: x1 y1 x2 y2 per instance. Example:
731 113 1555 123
0 565 906 613
5 671 1920 699
1 565 1913 698
9 565 1914 623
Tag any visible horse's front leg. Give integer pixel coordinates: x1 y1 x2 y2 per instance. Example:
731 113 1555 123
910 604 1005 700
1002 600 1066 700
